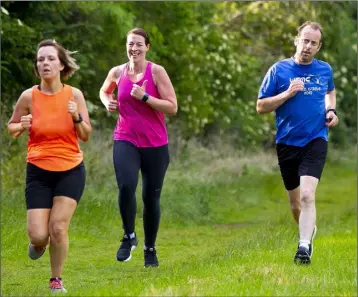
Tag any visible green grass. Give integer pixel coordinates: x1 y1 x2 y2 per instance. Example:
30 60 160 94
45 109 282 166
1 138 356 296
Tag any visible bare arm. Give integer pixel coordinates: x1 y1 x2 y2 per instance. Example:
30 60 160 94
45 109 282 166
325 89 336 110
149 65 177 115
69 88 92 142
131 64 178 115
325 89 339 127
99 66 121 112
7 89 32 138
256 79 304 114
256 92 291 115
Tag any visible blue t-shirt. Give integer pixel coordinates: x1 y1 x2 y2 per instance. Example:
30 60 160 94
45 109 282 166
258 58 335 147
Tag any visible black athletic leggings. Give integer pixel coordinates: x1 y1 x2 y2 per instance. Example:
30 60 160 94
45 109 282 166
113 140 170 248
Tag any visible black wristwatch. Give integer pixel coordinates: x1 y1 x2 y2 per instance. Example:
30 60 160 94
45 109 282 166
141 93 149 103
326 109 337 116
73 113 83 124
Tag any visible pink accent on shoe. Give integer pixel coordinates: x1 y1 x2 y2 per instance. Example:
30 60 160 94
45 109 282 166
49 278 67 293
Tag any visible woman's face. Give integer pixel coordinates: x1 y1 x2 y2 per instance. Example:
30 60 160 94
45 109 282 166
36 46 64 80
126 33 149 62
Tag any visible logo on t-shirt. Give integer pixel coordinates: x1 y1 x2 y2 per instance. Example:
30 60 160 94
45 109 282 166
289 76 321 95
289 76 312 83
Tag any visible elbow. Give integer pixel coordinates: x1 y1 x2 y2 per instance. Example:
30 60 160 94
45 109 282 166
167 104 178 116
7 125 21 138
256 108 265 115
256 100 270 115
99 89 105 99
256 100 264 115
7 124 12 135
9 131 20 138
79 128 92 142
80 135 90 142
99 89 109 100
7 126 13 136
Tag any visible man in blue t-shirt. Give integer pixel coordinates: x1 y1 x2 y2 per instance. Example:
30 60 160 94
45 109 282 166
257 21 339 265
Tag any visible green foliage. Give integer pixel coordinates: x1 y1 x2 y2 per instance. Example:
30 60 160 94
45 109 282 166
220 1 357 146
1 5 39 117
1 1 356 148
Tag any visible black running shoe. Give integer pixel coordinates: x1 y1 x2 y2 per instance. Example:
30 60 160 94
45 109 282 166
144 247 159 267
116 234 138 262
294 246 311 265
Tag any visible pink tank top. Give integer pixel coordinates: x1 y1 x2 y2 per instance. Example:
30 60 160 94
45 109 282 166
113 61 168 147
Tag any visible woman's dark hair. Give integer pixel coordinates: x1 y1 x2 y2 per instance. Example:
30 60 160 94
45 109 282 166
126 28 150 45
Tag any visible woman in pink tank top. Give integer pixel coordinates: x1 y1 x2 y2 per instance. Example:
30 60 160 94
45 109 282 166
99 28 177 268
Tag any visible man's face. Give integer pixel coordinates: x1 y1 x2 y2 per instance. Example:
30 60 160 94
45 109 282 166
294 26 322 64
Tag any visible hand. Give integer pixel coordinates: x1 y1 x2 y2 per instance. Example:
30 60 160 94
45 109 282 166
20 114 32 130
130 80 148 100
68 97 78 119
285 79 305 99
107 94 118 112
326 111 339 127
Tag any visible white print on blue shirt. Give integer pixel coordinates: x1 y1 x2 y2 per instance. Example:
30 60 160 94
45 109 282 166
258 58 335 147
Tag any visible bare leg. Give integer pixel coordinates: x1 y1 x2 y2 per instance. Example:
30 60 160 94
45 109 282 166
299 176 318 241
27 209 51 248
48 196 77 278
287 186 301 224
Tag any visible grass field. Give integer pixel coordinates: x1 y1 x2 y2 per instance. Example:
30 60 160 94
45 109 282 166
1 137 356 296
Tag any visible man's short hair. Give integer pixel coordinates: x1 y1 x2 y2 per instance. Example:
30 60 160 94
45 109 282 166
297 21 323 42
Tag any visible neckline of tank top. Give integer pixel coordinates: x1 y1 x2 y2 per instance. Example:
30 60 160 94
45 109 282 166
36 84 65 96
125 61 150 84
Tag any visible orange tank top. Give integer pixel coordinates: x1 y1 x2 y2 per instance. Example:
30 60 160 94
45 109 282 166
27 84 83 171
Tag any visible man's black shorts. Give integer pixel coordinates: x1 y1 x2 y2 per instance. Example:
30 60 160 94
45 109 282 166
276 138 328 191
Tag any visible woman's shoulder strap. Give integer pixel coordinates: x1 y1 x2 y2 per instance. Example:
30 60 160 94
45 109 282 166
115 63 127 85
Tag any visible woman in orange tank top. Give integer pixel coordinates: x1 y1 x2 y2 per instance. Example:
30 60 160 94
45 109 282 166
7 39 92 293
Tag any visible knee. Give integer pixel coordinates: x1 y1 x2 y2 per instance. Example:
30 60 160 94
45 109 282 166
49 221 68 243
27 226 49 246
119 181 137 196
143 185 162 201
300 189 315 205
143 195 160 211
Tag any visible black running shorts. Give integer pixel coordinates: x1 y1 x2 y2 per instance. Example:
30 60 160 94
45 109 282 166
276 138 328 191
25 161 86 209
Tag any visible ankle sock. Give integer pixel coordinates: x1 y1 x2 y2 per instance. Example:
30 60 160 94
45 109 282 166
299 239 310 250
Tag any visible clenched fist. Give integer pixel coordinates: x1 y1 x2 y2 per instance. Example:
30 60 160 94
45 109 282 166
68 97 78 118
326 110 339 128
107 94 118 112
20 114 32 130
285 79 305 99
